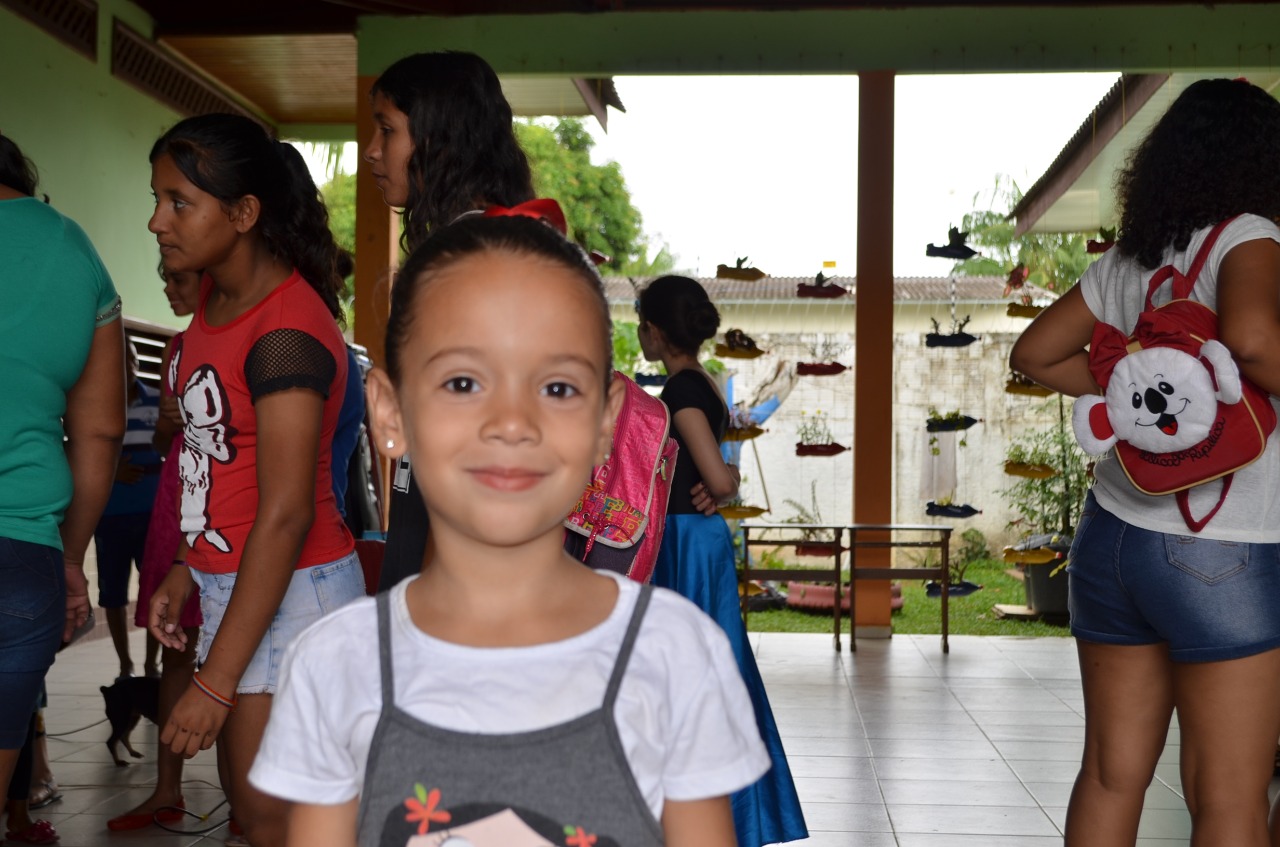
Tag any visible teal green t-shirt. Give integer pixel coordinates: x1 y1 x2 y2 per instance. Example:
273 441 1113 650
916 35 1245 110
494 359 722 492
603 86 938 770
0 197 120 550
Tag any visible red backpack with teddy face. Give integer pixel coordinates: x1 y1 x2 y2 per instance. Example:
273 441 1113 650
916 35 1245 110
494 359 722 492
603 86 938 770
1072 218 1277 532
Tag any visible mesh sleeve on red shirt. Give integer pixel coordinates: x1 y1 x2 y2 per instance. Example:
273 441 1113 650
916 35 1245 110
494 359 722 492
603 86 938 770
244 328 336 402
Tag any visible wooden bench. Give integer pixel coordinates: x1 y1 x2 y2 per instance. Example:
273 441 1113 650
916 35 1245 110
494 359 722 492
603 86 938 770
738 522 953 653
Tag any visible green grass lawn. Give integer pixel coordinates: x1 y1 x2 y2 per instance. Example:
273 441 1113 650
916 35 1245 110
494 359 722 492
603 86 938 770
744 558 1072 638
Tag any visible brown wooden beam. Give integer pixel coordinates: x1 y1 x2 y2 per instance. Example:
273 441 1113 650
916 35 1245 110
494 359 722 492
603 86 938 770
853 70 894 632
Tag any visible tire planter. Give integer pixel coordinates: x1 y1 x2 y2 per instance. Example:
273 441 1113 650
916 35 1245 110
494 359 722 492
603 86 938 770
796 361 847 377
786 581 851 612
795 442 848 457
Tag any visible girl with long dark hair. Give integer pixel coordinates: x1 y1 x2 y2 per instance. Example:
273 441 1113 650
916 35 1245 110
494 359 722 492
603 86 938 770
146 114 364 847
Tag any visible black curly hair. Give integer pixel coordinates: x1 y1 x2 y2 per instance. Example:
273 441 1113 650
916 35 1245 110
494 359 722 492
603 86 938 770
371 51 535 253
0 132 39 197
637 275 721 356
384 215 611 388
149 114 343 319
1115 78 1280 269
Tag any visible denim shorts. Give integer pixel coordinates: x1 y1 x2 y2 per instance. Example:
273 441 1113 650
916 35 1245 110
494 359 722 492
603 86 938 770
1068 492 1280 663
0 537 64 747
191 550 365 694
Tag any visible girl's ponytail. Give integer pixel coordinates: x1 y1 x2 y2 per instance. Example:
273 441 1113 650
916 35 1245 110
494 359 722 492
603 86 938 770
271 141 343 321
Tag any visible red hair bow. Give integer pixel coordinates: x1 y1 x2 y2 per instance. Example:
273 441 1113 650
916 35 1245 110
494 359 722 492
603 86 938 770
482 198 567 235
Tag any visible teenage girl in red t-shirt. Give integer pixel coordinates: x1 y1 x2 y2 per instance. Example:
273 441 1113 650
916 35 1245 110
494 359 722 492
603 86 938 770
146 114 363 847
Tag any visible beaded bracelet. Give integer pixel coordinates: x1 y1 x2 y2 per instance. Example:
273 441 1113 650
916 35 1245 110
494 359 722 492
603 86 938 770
192 674 238 710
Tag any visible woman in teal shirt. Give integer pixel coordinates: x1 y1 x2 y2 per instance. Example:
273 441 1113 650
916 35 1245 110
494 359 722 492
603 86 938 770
0 133 125 806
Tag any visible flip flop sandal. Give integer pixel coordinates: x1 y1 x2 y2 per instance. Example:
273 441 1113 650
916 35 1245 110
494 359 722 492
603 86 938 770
106 799 186 831
5 819 59 844
27 780 61 810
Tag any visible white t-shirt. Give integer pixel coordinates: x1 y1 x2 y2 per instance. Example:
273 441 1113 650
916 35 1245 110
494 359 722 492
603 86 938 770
1078 213 1280 541
249 571 770 820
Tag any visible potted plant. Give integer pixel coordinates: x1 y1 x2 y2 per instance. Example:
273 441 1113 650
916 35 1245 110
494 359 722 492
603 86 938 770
795 410 847 456
999 397 1090 622
782 482 839 557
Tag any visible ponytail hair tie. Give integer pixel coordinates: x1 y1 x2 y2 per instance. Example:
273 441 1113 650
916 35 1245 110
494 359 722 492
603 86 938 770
482 198 567 236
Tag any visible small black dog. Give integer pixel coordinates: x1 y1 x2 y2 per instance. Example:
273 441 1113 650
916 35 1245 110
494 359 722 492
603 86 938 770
100 676 160 766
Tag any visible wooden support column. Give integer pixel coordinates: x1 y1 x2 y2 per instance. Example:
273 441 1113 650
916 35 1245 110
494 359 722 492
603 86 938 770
353 74 399 370
853 71 895 633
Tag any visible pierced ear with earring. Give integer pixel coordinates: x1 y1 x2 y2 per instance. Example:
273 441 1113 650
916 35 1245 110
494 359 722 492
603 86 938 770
385 439 395 451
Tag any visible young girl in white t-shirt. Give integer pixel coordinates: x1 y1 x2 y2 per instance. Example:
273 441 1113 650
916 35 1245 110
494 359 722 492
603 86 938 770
249 210 768 847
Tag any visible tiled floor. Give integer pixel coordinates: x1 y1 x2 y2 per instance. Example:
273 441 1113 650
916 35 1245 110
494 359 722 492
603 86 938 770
23 627 1212 846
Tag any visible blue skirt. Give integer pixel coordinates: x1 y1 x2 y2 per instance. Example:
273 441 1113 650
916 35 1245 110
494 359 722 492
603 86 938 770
654 513 808 847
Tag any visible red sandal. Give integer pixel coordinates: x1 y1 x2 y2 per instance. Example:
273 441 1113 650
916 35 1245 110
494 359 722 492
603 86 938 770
106 799 186 831
5 819 59 844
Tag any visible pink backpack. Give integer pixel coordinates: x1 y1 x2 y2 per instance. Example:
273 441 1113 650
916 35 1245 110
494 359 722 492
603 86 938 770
564 372 677 582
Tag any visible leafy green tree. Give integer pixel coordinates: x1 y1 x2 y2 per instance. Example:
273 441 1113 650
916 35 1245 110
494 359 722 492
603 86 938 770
320 171 357 321
515 118 673 276
951 176 1097 293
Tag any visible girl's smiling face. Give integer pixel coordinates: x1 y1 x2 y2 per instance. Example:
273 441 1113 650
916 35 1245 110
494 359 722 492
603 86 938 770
373 249 621 550
364 91 415 209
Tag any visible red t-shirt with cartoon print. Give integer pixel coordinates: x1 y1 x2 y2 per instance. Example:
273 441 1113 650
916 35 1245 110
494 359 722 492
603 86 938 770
171 271 354 574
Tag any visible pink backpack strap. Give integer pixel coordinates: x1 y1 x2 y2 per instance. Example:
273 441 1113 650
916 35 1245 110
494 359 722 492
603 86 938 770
1144 216 1239 309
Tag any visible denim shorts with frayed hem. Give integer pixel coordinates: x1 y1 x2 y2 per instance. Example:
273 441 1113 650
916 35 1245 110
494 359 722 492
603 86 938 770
192 550 365 694
0 536 64 747
1068 492 1280 663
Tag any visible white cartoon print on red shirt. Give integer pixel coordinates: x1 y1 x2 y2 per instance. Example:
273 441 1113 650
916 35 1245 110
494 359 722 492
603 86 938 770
176 360 237 553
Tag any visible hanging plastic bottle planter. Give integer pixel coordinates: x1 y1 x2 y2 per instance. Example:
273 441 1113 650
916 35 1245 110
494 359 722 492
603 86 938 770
1007 302 1044 319
796 271 849 299
924 227 979 260
796 362 847 376
713 328 766 359
926 501 982 518
715 256 766 281
925 278 980 348
925 411 981 433
1005 371 1054 397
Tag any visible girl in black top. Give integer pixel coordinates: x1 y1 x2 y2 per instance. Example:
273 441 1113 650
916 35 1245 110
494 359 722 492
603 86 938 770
636 276 807 847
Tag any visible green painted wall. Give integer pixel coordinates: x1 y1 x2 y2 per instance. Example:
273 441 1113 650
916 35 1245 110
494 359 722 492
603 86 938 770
1 0 184 327
359 6 1280 77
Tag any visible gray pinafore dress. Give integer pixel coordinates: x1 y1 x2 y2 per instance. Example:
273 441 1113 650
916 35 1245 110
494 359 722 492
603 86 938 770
355 586 665 847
